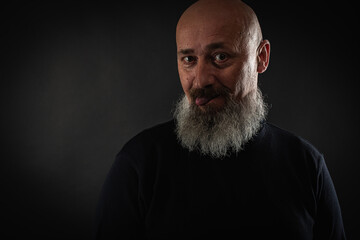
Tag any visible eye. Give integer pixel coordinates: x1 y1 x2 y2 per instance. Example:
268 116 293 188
183 56 196 64
214 53 228 62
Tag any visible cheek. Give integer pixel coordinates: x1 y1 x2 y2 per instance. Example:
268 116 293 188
236 63 258 97
217 68 244 94
178 69 192 97
220 63 257 98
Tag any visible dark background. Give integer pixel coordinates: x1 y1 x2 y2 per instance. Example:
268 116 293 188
1 1 358 239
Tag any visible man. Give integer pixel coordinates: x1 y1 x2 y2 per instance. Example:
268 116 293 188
95 0 346 239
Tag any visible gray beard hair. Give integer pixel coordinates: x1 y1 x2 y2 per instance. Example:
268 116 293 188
173 88 268 158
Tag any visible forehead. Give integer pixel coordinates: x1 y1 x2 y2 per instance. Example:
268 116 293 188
176 21 242 52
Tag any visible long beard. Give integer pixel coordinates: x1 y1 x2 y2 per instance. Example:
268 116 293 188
173 88 268 159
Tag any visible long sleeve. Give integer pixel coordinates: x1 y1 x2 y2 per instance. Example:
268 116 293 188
313 156 346 240
94 152 146 240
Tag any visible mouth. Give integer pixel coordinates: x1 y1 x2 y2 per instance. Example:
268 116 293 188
195 94 220 106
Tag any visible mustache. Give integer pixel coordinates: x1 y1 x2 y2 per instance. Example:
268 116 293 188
189 86 231 102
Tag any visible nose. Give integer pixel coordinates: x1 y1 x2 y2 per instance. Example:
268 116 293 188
193 59 216 89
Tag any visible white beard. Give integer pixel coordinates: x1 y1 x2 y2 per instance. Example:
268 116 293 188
174 88 268 159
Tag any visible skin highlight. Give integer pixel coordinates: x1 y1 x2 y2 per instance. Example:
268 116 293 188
176 0 270 112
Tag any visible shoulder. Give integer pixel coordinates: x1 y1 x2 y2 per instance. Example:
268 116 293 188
116 120 178 162
264 122 322 155
137 120 176 141
261 122 324 169
123 119 176 150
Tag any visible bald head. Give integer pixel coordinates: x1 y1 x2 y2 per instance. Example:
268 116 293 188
176 0 263 49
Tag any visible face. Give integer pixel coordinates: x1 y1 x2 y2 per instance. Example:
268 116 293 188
176 18 260 112
174 1 270 157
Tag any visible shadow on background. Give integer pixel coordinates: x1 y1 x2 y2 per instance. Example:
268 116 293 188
1 1 358 239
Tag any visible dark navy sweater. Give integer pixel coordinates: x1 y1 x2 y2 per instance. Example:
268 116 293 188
95 120 346 239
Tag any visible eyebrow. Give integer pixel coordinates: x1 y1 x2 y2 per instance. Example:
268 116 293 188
206 42 226 51
177 42 226 55
177 48 194 55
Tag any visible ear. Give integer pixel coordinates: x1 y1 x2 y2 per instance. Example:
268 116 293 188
257 40 270 74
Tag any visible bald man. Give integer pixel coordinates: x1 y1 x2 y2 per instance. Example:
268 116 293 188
95 1 346 239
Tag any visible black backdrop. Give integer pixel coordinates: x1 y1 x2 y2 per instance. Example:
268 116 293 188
1 1 359 239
